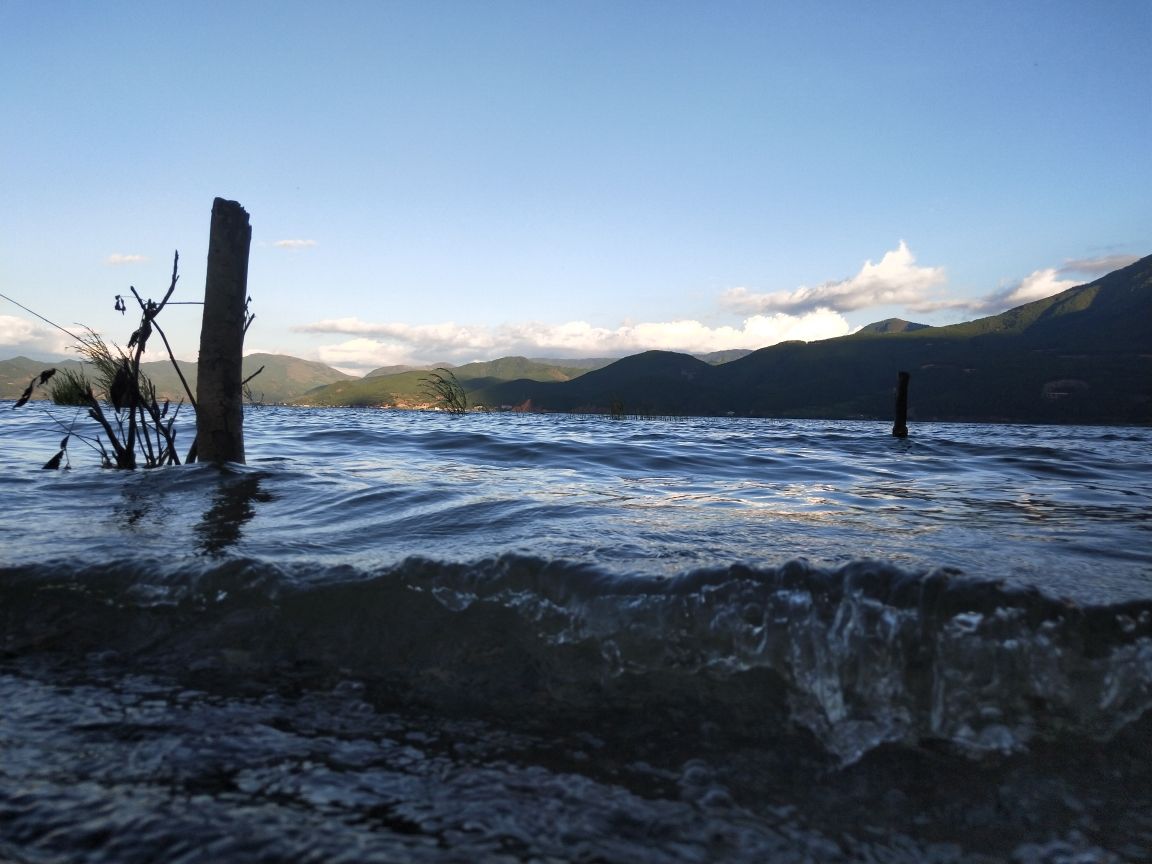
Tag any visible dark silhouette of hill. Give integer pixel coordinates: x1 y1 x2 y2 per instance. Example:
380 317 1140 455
473 351 717 413
476 255 1152 423
527 357 617 371
696 349 754 364
857 318 930 334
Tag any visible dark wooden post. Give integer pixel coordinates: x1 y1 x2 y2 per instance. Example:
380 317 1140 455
195 198 251 463
892 370 910 438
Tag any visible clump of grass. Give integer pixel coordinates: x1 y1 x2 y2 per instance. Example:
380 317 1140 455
420 368 468 414
71 327 181 468
14 252 192 469
49 367 93 406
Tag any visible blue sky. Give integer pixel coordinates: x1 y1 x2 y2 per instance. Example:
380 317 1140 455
1 1 1148 373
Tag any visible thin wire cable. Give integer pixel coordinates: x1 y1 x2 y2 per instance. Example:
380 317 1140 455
0 291 82 341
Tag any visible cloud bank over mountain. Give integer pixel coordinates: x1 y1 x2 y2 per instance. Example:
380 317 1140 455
5 241 1129 375
0 316 72 357
719 246 1141 320
959 254 1141 315
297 310 851 371
295 242 1126 371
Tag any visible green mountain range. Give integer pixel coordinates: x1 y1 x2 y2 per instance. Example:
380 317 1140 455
4 254 1149 423
0 353 354 405
293 356 596 408
295 351 757 407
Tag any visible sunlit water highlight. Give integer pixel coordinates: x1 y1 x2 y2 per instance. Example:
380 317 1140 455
2 404 1150 862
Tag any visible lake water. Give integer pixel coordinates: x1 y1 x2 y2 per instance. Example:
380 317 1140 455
2 404 1150 862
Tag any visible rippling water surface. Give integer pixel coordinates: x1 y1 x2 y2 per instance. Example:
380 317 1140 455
2 404 1151 862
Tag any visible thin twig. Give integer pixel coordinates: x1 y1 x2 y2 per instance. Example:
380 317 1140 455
131 252 196 410
151 318 197 409
38 405 109 458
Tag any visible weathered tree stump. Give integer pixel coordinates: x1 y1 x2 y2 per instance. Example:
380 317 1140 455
892 370 910 438
194 198 251 463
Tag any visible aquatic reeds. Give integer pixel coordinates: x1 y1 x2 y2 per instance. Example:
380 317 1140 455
14 252 193 469
420 368 468 414
48 367 93 406
68 327 184 469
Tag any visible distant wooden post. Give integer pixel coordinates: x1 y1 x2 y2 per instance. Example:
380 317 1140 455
194 198 251 463
892 371 910 438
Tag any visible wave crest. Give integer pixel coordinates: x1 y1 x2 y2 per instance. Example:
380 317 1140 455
3 555 1150 762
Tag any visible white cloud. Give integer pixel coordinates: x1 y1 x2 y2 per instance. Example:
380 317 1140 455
952 269 1078 317
0 316 72 357
1059 253 1140 277
310 338 416 372
1001 268 1081 305
297 310 852 371
273 239 317 249
105 253 147 266
722 242 947 315
954 252 1140 316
